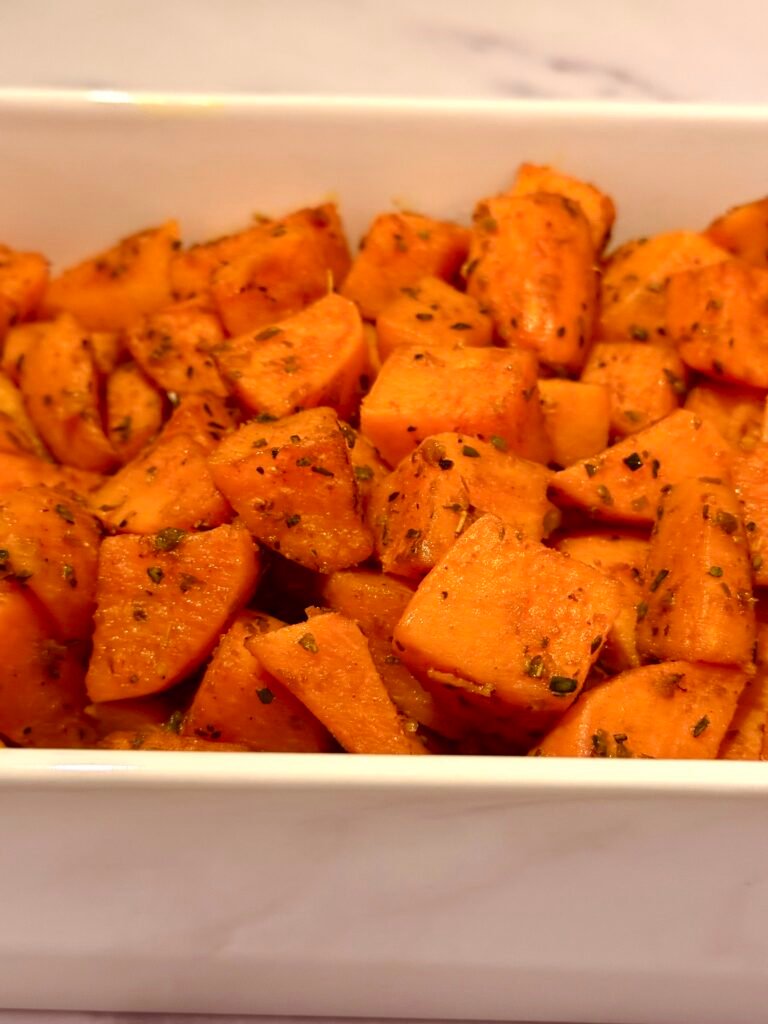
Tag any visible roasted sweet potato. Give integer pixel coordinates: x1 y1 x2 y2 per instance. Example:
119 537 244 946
247 612 425 754
214 293 368 420
637 474 755 666
159 391 239 453
105 362 164 462
0 485 101 640
341 425 390 512
598 231 727 342
171 220 269 301
376 276 492 360
0 451 102 500
0 369 50 459
720 623 768 759
0 581 93 747
394 515 623 716
89 330 125 375
511 163 616 253
183 611 334 752
86 695 178 739
209 407 372 572
667 260 768 388
684 383 764 453
532 661 746 759
707 196 768 267
20 314 117 472
581 341 687 437
44 221 179 331
86 522 259 702
466 192 597 371
92 432 231 535
732 443 768 586
99 726 248 751
341 212 470 320
1 321 42 384
538 379 611 467
0 245 48 339
369 432 557 578
550 410 732 525
360 342 550 467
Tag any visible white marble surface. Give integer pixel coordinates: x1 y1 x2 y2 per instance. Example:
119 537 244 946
2 3 767 1024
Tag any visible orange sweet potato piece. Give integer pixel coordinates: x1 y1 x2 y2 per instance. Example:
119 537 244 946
214 293 367 420
637 474 755 666
159 391 239 453
0 485 100 640
376 276 492 360
86 522 259 702
341 212 470 320
538 379 610 467
598 231 727 342
0 582 93 747
98 726 248 751
360 342 550 467
394 515 623 716
126 300 227 397
511 163 616 253
707 196 768 267
0 451 102 500
581 341 687 437
209 407 372 572
86 694 178 740
92 432 231 534
248 612 425 753
1 321 42 384
466 192 597 371
183 611 334 752
44 221 179 331
341 425 390 511
667 260 768 388
550 410 733 525
684 383 764 453
0 370 50 459
105 362 164 462
0 245 48 339
319 570 440 729
720 623 768 759
732 443 768 586
369 432 557 579
20 314 117 472
89 330 125 375
532 661 746 759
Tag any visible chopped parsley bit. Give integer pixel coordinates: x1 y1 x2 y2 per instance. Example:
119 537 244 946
624 409 643 424
746 521 757 532
153 527 187 552
651 459 661 479
384 655 400 664
296 457 311 467
257 687 275 705
438 458 454 470
462 445 480 458
708 565 724 577
113 415 132 441
590 635 603 653
596 484 613 506
692 715 710 738
289 434 301 445
62 564 77 588
354 464 374 481
165 710 184 734
388 491 400 502
54 503 75 524
549 676 578 696
650 568 670 592
663 368 687 395
252 437 268 448
415 312 434 321
584 462 598 477
132 606 148 621
714 510 738 535
702 504 710 520
147 566 164 584
525 655 545 678
256 412 277 422
591 730 609 757
405 528 421 539
490 435 508 451
178 573 202 593
450 322 472 331
255 326 282 341
297 633 319 654
311 466 334 477
636 600 649 622
623 452 643 472
285 514 301 527
630 325 649 341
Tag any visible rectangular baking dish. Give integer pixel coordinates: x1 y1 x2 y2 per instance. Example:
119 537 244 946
1 92 768 1024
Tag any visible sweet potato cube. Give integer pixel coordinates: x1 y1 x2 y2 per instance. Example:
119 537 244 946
159 391 239 453
466 192 597 371
733 443 768 586
538 379 610 467
598 231 727 342
0 485 101 640
720 623 768 759
581 341 686 437
171 221 268 301
1 322 43 384
89 330 125 375
511 162 616 253
0 582 93 747
0 369 50 460
550 410 733 525
685 383 764 453
209 407 373 572
214 293 367 420
105 363 164 462
0 245 48 339
394 515 623 714
532 661 746 759
707 196 768 267
86 695 178 740
20 314 117 472
44 221 179 331
98 726 248 751
667 260 768 388
360 342 550 467
341 425 390 513
126 300 227 397
370 432 557 578
0 452 102 500
183 611 334 752
92 432 231 534
247 612 424 753
86 522 259 702
637 475 755 666
376 276 492 359
341 212 469 320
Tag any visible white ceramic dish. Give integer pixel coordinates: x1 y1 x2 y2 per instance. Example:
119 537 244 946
1 92 768 1024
